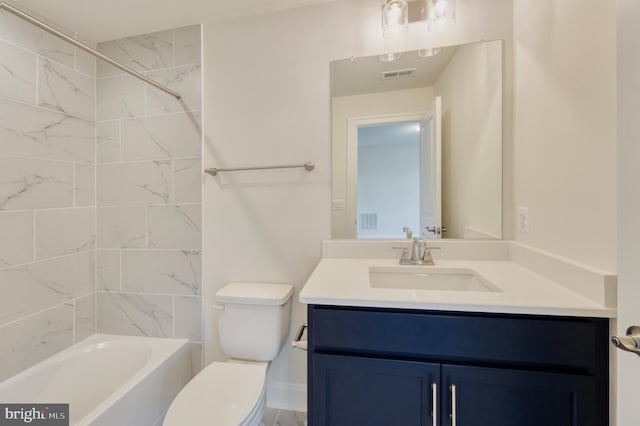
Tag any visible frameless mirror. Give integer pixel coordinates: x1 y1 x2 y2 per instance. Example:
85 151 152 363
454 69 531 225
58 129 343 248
331 40 503 240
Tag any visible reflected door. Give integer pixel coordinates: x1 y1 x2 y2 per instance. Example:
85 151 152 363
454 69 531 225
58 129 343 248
420 96 442 239
356 121 421 239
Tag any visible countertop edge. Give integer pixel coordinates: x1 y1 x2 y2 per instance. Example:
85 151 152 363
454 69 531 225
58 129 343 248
299 295 617 318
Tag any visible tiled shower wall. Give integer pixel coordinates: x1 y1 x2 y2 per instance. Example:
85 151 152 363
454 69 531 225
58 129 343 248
94 26 204 369
0 10 97 381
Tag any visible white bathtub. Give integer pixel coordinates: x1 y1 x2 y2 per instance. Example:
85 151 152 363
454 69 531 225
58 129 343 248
0 334 192 426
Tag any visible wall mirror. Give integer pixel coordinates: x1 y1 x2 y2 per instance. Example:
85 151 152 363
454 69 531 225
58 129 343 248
331 40 503 240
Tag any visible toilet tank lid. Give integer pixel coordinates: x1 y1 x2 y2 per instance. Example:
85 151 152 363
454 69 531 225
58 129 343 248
216 282 294 306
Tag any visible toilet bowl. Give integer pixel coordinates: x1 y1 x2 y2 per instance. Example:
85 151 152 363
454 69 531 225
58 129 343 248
163 362 267 426
163 282 294 426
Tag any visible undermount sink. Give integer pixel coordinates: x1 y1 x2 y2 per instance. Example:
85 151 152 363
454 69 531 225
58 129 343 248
369 266 501 292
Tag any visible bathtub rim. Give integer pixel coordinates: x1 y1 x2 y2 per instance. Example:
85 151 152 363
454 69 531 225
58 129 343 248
0 333 190 424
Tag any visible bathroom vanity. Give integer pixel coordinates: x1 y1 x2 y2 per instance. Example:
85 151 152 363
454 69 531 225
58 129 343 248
300 241 616 426
307 305 608 426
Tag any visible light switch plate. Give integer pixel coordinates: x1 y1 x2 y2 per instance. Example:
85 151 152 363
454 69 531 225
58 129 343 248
332 199 345 210
518 206 529 233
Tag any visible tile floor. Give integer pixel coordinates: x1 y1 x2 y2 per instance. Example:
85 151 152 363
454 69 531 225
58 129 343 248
262 408 307 426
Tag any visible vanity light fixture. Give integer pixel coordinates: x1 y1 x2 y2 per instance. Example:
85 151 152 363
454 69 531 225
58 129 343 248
417 47 442 57
381 0 455 39
379 52 402 62
382 0 409 39
427 0 455 32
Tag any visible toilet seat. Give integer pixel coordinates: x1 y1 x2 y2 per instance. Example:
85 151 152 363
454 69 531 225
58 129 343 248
163 361 267 426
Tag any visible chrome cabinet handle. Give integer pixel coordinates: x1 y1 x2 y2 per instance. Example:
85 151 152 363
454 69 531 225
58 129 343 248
450 384 457 426
431 382 438 426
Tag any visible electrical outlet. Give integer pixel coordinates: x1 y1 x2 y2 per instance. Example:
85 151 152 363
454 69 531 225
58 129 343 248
518 206 529 233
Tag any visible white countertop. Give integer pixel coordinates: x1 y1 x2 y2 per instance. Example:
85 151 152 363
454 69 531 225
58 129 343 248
299 257 616 318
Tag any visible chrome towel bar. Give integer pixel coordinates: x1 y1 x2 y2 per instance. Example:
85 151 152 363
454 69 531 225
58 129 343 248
205 162 314 177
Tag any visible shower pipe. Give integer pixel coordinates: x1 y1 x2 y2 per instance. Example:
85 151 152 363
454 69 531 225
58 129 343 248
0 1 182 99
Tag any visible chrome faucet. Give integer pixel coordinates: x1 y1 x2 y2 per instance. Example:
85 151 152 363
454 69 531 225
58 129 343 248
393 238 439 265
402 227 413 239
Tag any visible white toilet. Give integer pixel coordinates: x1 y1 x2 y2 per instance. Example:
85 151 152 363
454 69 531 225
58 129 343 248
163 282 294 426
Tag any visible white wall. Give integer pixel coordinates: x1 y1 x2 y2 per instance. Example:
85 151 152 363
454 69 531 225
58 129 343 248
435 41 503 239
203 0 514 410
512 0 617 272
332 87 433 238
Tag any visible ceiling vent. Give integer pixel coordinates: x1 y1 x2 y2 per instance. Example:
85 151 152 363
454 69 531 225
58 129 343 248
381 68 417 80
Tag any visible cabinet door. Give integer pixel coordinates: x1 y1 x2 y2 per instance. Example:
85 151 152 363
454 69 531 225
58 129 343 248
312 354 440 426
441 365 599 426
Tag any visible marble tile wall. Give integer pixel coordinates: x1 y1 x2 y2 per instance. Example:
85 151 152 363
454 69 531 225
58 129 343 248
94 25 204 372
0 8 97 381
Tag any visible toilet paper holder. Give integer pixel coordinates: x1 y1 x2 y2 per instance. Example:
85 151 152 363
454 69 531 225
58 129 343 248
292 323 308 351
612 326 640 356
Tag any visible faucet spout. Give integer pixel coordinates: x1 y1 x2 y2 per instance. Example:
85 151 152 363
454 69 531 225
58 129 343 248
402 227 413 239
411 238 422 261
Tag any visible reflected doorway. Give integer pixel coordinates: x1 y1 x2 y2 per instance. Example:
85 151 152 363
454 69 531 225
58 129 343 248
356 121 421 239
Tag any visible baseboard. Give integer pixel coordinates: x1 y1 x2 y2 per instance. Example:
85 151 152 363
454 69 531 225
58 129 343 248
266 381 307 412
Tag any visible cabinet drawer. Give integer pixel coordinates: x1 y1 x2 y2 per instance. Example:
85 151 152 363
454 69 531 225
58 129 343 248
309 305 608 372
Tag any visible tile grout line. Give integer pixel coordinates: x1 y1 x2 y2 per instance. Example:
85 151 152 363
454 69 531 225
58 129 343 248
72 162 76 207
0 202 202 217
72 298 76 343
96 290 201 298
1 206 96 215
119 250 123 292
34 54 39 105
0 90 96 120
73 33 77 72
118 119 122 162
0 34 82 74
0 295 92 330
0 153 94 166
171 159 175 203
32 211 37 262
94 59 99 334
0 249 96 272
145 205 149 249
96 62 200 81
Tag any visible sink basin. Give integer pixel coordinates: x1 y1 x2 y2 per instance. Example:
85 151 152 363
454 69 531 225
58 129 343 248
369 266 501 292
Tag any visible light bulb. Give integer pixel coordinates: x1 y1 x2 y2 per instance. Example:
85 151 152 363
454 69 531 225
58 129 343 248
417 47 442 57
382 0 408 39
379 52 402 62
427 0 455 32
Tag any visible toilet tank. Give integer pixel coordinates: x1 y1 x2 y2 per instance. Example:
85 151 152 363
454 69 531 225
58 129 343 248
216 283 294 362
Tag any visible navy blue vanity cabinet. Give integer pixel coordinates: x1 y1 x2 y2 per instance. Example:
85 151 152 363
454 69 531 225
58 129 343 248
307 305 609 426
440 365 597 426
313 354 440 425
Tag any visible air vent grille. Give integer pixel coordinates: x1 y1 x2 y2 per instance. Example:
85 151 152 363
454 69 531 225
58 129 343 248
381 68 417 80
359 213 378 231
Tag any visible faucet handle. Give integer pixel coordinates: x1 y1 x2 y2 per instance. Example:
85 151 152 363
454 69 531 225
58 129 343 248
392 246 411 263
421 245 441 264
